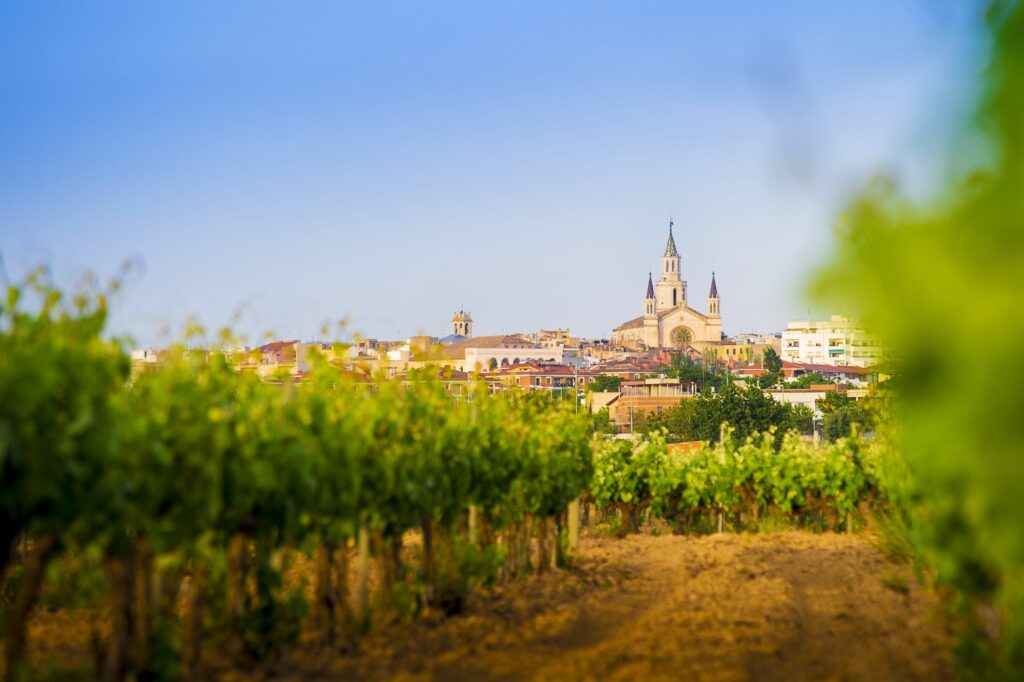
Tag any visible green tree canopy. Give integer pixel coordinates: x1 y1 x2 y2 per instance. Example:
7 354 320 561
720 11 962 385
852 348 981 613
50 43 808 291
810 1 1024 671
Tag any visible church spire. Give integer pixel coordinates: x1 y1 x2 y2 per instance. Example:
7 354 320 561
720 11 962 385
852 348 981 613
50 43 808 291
664 219 679 257
645 272 655 299
707 271 720 318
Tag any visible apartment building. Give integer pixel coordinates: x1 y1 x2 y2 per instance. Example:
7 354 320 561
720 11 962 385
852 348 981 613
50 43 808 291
780 315 882 368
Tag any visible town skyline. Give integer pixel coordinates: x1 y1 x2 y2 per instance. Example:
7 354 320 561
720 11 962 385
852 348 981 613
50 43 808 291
2 2 984 346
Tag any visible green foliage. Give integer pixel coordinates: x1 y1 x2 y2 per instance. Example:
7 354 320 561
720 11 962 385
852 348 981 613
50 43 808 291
630 401 696 442
763 347 783 375
787 372 830 389
810 1 1024 672
666 353 726 393
691 382 811 446
0 272 129 572
0 279 595 678
592 430 895 535
590 407 618 435
585 375 623 393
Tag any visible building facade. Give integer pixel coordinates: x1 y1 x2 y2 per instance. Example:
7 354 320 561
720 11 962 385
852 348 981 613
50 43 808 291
606 378 695 428
780 315 882 368
611 221 723 350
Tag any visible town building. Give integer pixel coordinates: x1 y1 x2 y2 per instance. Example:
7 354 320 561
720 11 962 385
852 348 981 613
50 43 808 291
538 328 582 349
585 356 662 381
605 378 695 428
765 385 869 416
706 335 781 368
780 315 882 367
489 362 578 390
611 221 723 350
731 361 875 387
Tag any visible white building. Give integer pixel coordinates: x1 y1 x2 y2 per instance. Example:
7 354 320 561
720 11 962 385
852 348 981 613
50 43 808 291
780 316 882 368
766 387 869 416
463 346 563 372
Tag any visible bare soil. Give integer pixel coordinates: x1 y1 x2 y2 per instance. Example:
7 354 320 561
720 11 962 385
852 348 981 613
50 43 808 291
259 531 954 682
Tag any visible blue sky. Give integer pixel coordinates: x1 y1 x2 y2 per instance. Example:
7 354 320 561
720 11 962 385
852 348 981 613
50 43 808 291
1 1 985 345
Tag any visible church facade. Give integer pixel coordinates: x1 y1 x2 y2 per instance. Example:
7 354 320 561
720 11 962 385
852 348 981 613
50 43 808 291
611 222 723 350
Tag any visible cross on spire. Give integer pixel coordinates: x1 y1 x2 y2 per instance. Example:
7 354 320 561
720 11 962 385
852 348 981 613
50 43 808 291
664 220 679 257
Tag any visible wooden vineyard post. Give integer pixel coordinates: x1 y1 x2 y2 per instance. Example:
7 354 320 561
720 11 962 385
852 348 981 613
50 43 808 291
354 525 370 624
182 565 204 680
567 498 580 562
333 538 350 632
536 517 550 574
846 513 853 535
550 519 558 571
468 505 479 545
717 511 724 534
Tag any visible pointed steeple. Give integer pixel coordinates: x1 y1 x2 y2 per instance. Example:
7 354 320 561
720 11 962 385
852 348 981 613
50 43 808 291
709 271 718 298
664 219 679 257
645 272 655 299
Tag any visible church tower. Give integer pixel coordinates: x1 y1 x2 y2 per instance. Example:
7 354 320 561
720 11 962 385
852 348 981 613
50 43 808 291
644 273 656 318
706 272 722 341
655 220 686 311
642 272 659 348
452 310 473 338
707 272 720 317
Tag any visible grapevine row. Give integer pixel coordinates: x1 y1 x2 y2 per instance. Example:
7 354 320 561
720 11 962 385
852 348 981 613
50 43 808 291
0 281 593 681
590 429 895 535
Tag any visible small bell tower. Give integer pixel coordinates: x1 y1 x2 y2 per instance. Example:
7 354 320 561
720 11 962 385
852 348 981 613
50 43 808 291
707 272 720 318
644 273 656 318
452 310 473 338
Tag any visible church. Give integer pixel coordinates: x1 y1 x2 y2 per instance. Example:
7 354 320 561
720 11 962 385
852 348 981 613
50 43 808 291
611 221 723 350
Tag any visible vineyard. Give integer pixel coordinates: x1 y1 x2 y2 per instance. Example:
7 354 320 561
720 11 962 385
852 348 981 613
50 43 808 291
4 0 1023 678
0 279 914 682
590 428 896 536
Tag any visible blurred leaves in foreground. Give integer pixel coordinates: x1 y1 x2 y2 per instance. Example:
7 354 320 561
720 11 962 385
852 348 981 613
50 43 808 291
811 0 1024 674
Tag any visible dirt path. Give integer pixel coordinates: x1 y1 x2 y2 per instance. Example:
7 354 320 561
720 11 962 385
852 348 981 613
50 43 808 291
271 532 954 682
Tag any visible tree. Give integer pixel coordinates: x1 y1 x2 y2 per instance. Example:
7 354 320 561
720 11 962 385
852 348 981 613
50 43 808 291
691 382 800 446
629 400 697 442
591 407 618 434
665 353 726 393
816 391 872 440
788 372 830 389
758 347 784 388
586 375 623 393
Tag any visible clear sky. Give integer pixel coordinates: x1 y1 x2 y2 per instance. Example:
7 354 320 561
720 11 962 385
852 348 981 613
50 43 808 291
0 1 985 346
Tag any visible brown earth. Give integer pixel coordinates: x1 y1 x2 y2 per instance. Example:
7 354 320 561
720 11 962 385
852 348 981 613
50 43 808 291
257 531 954 682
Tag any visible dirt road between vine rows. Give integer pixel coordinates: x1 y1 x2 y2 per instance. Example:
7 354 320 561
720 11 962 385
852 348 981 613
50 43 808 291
270 531 954 682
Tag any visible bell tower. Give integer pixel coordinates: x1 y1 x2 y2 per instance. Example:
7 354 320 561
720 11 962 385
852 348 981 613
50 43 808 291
452 310 473 338
655 220 687 310
707 272 720 317
644 273 656 318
